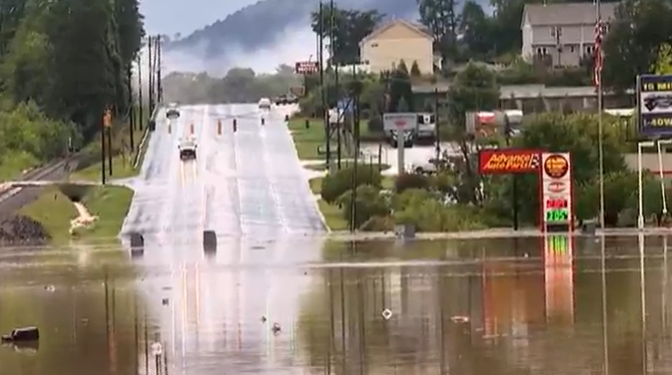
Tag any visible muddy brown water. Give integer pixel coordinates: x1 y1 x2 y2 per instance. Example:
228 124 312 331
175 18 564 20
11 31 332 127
0 235 670 374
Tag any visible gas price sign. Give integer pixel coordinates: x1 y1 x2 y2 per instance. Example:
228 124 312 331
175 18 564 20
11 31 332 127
541 153 573 230
545 198 569 222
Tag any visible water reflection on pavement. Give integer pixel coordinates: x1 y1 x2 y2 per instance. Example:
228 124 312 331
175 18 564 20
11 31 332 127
2 235 672 374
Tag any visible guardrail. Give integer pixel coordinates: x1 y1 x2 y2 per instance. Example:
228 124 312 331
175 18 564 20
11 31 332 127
0 158 75 219
132 104 160 169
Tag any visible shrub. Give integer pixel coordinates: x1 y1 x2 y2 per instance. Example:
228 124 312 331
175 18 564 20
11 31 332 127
394 172 431 193
320 164 382 204
337 185 390 229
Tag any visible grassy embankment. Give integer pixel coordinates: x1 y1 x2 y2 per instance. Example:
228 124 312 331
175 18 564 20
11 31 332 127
19 107 153 243
288 117 392 231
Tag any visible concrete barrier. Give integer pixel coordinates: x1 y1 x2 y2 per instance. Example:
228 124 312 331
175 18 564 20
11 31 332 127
203 230 216 253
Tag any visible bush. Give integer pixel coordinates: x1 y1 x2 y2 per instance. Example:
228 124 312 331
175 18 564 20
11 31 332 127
394 172 431 193
336 185 390 229
320 164 382 204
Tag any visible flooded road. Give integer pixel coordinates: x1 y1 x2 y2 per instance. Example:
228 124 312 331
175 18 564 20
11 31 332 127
2 235 672 374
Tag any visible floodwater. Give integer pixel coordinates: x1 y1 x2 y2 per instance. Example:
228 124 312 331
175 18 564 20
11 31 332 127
1 235 671 375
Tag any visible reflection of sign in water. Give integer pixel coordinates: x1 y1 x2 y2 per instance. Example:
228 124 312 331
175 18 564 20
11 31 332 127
544 235 574 323
638 74 672 136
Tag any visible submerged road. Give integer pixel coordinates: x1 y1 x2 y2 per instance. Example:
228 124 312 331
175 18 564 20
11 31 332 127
121 104 325 252
118 104 326 374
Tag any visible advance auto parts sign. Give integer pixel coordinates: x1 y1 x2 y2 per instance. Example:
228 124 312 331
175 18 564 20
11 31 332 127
541 153 573 228
478 149 541 174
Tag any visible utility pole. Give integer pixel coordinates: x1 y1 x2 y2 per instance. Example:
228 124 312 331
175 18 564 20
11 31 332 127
434 87 440 162
137 52 143 130
349 67 361 232
156 35 162 103
318 2 329 170
330 0 341 169
101 108 111 184
148 36 154 115
128 68 135 152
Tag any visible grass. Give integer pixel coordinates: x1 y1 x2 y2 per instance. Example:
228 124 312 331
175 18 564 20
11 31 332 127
288 117 373 160
18 185 134 244
318 199 348 231
304 162 391 172
308 175 395 195
71 108 150 182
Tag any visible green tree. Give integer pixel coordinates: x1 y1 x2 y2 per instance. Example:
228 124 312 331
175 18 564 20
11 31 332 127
459 0 493 59
311 6 384 65
418 0 458 67
388 68 413 112
410 60 421 76
602 0 672 92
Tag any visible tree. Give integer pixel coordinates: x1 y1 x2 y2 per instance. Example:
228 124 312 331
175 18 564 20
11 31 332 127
484 112 630 225
602 0 672 92
387 68 414 112
410 60 421 76
459 0 493 60
311 6 384 65
418 0 458 67
443 63 500 204
397 60 409 74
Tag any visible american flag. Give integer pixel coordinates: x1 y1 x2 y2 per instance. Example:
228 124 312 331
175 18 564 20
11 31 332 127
593 19 605 87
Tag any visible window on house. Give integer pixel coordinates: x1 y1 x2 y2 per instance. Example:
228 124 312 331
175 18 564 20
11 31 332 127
536 48 542 55
570 45 575 53
371 42 378 48
542 47 548 55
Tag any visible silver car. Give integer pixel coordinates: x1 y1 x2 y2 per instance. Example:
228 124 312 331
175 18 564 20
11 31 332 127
178 138 197 160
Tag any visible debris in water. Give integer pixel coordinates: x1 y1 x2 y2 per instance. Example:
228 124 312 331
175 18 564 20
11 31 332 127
1 327 39 342
272 323 281 334
44 285 55 292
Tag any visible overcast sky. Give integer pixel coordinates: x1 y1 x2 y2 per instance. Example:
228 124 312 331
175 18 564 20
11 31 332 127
139 0 258 36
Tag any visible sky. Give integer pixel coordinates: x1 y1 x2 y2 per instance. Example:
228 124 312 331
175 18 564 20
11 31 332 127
139 0 317 73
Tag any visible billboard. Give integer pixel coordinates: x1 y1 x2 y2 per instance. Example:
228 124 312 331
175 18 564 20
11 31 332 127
295 61 319 74
540 153 573 228
637 74 672 136
478 149 541 174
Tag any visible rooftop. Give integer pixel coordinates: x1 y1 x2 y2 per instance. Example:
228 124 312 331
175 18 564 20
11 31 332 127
522 2 618 26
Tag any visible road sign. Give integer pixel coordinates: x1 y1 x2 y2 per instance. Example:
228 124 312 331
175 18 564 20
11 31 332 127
295 61 319 74
383 112 417 131
637 74 672 137
337 98 355 114
103 108 112 128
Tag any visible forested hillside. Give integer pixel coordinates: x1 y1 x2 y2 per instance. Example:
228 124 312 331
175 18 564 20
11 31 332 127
0 0 144 178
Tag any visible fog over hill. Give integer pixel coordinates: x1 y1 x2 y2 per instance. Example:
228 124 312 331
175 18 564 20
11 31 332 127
142 0 488 75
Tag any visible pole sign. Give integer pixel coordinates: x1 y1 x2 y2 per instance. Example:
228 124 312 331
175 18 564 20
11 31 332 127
637 74 672 136
295 61 319 74
541 152 573 231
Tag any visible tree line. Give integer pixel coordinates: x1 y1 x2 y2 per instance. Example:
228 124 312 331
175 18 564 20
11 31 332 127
0 0 144 177
309 0 672 91
162 65 301 104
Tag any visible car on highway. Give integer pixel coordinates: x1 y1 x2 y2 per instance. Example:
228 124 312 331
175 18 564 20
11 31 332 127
166 103 180 119
258 98 272 109
275 94 298 105
178 137 197 160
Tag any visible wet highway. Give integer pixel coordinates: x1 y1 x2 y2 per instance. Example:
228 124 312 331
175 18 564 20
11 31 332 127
3 236 672 374
120 104 325 257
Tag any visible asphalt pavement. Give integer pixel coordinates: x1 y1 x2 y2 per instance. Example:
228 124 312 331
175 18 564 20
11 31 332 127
120 104 326 258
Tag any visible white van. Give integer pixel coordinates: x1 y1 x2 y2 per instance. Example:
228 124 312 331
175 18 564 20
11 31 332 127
258 98 271 109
